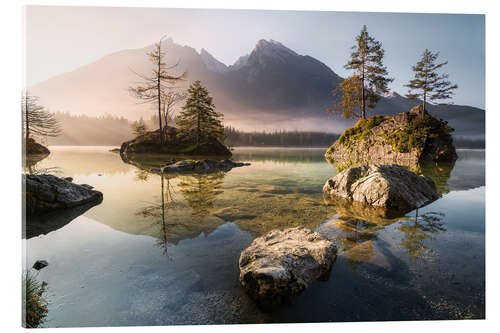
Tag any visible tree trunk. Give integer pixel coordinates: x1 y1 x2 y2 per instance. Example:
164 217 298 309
163 103 168 143
422 92 426 119
157 47 163 145
361 62 366 120
196 109 200 147
25 93 29 141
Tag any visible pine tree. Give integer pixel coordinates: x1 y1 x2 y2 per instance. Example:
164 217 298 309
177 81 224 147
405 49 458 115
131 117 148 136
331 25 393 119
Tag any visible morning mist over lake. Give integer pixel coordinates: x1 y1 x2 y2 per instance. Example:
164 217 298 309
22 5 485 328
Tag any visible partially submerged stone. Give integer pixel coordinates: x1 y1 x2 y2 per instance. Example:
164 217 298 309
25 174 103 216
32 260 48 271
150 159 250 174
323 164 439 216
239 227 337 308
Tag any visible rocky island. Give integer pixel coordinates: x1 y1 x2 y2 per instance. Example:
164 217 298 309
120 127 232 158
325 106 457 171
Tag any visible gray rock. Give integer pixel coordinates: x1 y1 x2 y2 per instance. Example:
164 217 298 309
151 159 250 174
24 174 103 215
63 177 73 182
323 164 440 215
239 227 337 307
325 107 457 170
32 260 48 270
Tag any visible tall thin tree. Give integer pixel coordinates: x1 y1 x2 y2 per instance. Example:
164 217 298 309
129 36 186 144
405 49 458 115
335 25 393 119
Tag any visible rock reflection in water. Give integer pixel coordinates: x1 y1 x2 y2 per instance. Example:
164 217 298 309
317 216 385 271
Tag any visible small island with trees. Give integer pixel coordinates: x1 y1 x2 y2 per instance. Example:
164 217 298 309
121 38 231 159
326 26 458 171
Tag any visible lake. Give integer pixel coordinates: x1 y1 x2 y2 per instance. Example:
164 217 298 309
23 147 485 326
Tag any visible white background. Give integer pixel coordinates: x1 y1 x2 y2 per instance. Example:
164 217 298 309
0 0 497 332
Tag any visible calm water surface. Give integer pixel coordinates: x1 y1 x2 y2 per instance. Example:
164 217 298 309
24 147 485 326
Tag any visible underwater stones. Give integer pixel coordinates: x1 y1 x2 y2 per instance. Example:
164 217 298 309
239 227 337 308
323 164 439 216
24 174 103 215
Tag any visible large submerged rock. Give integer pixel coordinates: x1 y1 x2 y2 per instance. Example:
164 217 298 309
24 174 103 216
325 106 457 171
150 159 250 174
323 164 439 216
239 227 337 307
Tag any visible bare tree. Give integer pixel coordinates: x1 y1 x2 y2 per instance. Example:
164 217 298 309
129 36 186 145
22 90 62 141
161 90 186 135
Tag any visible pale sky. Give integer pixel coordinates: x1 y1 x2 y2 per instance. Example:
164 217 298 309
25 6 485 109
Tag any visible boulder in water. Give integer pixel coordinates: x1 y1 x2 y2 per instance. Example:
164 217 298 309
239 227 337 308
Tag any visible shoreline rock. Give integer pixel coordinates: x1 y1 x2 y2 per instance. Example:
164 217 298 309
24 174 103 216
239 227 337 308
323 164 440 216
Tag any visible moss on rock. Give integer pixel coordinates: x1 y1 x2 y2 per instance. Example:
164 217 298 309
325 107 457 169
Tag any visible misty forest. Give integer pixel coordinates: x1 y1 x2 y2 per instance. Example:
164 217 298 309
23 12 485 329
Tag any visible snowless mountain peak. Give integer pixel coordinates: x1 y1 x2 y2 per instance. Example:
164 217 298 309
200 48 228 73
253 39 298 57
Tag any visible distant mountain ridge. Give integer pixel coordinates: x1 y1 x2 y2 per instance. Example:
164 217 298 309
30 38 484 138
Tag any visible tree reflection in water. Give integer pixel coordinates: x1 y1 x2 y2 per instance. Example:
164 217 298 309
136 173 178 256
135 171 226 255
24 155 60 175
334 217 382 271
398 209 446 260
177 172 225 220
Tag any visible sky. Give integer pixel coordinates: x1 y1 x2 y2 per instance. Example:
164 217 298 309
25 6 485 109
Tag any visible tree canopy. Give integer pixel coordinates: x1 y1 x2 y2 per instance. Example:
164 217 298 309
405 49 458 113
330 25 393 119
177 80 224 146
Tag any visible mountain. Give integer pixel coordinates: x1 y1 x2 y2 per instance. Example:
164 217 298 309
30 38 484 138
